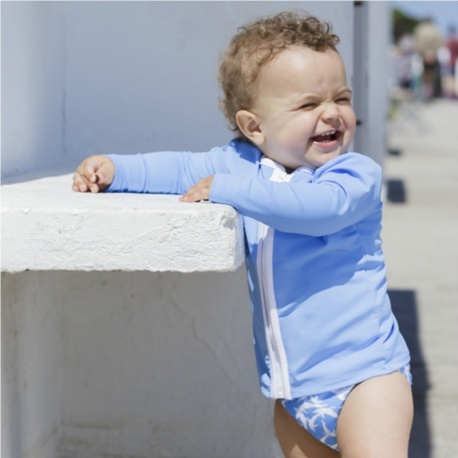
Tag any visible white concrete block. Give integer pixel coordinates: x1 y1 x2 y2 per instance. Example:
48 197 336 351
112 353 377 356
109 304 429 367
1 170 244 273
57 270 281 458
2 272 63 458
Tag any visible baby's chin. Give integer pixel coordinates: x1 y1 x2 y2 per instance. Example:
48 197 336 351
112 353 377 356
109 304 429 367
306 150 345 169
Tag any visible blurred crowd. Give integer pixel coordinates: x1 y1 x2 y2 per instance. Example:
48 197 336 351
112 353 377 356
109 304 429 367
392 18 458 102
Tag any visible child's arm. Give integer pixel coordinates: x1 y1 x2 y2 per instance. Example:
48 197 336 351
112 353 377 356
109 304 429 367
72 147 227 195
204 153 383 236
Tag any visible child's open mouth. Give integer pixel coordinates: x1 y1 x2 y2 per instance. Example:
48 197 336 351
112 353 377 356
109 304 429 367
312 131 340 143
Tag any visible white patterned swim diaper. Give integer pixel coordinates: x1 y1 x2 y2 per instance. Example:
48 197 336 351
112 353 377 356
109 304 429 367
280 364 412 451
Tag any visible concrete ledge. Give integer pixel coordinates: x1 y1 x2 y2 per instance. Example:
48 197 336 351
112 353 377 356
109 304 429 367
1 170 245 273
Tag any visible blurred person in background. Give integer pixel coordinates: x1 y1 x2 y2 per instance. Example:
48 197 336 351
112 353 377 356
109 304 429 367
414 17 444 100
445 25 458 98
396 33 416 99
446 25 458 76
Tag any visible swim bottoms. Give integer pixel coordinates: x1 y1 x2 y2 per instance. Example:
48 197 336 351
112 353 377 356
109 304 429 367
281 365 412 451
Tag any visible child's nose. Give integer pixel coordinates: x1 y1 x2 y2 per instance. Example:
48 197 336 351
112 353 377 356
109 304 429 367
321 103 340 121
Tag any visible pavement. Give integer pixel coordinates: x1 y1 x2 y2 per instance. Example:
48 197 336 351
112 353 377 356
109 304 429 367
382 98 458 458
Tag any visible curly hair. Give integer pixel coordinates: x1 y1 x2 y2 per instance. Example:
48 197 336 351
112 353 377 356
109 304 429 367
218 11 340 138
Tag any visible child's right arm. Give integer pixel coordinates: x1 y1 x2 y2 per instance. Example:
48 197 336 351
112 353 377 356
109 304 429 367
72 147 228 196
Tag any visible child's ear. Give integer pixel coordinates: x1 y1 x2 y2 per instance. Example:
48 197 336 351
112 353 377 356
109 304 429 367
235 110 265 146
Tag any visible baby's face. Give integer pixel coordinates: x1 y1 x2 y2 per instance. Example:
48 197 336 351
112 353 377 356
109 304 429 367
248 46 356 170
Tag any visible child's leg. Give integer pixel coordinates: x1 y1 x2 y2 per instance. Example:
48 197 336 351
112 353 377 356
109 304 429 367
274 400 341 458
336 371 413 458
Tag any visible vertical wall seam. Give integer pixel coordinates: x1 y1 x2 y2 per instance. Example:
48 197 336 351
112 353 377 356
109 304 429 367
62 6 67 161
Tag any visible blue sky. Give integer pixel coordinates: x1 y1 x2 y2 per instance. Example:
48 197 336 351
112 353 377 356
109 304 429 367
391 1 458 36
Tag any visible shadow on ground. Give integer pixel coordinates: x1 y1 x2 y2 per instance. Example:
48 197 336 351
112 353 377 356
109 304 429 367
389 289 431 458
386 179 407 203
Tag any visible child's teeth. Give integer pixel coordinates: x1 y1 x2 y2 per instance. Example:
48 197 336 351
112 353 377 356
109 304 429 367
315 131 336 142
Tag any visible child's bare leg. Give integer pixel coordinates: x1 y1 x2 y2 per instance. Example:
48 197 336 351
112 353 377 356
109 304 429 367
336 371 413 458
274 400 341 458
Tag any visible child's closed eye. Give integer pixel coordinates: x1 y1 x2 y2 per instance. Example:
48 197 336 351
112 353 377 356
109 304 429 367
336 97 352 104
299 103 317 110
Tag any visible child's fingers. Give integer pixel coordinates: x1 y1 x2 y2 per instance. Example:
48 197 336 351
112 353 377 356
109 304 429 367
179 191 202 202
179 176 214 202
72 171 95 192
72 156 113 193
179 185 205 202
72 172 88 192
94 161 115 185
72 168 102 193
82 162 99 184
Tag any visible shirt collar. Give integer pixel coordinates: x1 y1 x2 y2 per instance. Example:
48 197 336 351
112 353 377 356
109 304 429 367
260 156 315 176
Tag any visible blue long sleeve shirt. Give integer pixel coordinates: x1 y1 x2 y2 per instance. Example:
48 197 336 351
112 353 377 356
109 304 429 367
106 139 410 399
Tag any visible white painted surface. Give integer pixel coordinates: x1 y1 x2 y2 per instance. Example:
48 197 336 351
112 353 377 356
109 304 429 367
352 1 391 164
2 273 63 458
61 1 352 161
2 269 283 458
1 2 391 457
59 269 278 458
366 2 391 164
1 171 244 273
1 1 354 179
1 2 65 178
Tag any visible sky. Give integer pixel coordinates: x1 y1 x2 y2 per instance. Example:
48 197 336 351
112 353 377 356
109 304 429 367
391 1 458 36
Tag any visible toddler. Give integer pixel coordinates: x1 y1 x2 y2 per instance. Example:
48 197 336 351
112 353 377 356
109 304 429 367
73 12 413 458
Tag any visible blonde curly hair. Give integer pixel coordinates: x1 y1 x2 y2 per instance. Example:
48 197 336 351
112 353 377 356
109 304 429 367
218 11 340 139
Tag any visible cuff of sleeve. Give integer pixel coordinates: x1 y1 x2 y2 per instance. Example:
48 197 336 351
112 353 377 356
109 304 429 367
104 154 147 193
104 154 123 192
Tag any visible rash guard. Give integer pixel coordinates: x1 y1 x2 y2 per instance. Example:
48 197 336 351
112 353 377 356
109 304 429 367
106 139 410 399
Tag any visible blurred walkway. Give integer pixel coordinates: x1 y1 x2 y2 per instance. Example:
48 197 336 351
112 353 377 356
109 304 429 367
383 99 458 458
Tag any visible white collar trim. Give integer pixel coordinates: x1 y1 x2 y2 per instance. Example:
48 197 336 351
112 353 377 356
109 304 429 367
260 156 315 176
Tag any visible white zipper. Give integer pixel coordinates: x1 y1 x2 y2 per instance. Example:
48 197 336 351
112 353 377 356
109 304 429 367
257 161 293 399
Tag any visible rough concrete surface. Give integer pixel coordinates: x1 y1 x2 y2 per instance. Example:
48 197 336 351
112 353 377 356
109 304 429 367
1 173 244 273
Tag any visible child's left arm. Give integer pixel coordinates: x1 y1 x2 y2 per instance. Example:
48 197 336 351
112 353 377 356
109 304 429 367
196 153 383 236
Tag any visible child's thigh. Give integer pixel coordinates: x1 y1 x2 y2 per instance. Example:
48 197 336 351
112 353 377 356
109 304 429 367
336 372 413 458
274 400 340 458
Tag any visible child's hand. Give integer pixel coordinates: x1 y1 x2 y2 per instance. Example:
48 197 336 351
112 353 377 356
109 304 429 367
179 176 214 203
72 155 115 193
